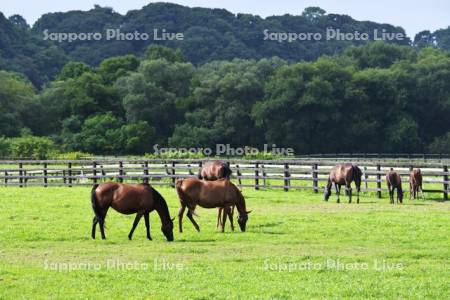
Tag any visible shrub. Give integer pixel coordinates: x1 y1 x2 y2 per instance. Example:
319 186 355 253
9 136 55 159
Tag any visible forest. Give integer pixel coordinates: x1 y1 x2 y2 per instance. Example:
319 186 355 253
0 3 449 157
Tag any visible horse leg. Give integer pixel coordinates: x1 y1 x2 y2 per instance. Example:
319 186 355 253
228 205 235 231
356 181 361 204
347 183 352 204
91 216 98 239
144 213 152 240
217 208 223 228
128 213 143 240
221 207 228 233
98 209 108 240
187 207 200 232
335 183 340 203
409 182 413 200
178 205 186 233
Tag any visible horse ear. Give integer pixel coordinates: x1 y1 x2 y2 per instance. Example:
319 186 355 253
246 210 252 214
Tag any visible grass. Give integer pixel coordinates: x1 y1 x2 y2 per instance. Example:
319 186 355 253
0 186 449 299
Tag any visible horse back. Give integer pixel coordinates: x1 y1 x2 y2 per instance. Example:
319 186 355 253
386 171 401 188
330 163 354 184
410 169 422 185
201 161 229 180
96 183 154 214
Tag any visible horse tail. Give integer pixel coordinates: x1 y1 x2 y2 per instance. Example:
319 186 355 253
91 184 103 222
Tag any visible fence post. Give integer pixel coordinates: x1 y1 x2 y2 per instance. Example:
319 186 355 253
171 161 176 187
284 163 290 192
255 163 259 190
19 162 23 188
93 161 97 184
144 161 149 184
43 162 48 187
312 163 318 193
364 167 368 191
377 164 382 198
444 165 448 200
198 161 202 179
262 164 267 188
68 162 72 187
236 165 242 187
4 171 8 186
119 161 124 183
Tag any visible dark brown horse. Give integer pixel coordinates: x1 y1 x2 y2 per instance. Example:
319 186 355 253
199 161 234 230
409 169 424 200
175 178 251 233
324 163 362 203
386 170 403 204
91 183 174 241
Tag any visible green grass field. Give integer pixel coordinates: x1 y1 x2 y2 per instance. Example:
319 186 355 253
0 186 449 299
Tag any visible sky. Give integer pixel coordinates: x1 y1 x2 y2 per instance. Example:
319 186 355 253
1 0 449 37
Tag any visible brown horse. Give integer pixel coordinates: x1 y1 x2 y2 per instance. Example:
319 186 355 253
199 161 235 231
409 169 424 200
324 163 362 203
91 183 174 241
386 171 403 204
175 178 251 233
199 161 232 180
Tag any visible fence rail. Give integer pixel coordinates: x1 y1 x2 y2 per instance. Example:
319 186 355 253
0 159 448 199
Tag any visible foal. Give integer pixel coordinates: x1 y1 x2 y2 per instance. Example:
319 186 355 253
386 171 403 204
409 169 424 200
176 178 251 233
91 183 174 241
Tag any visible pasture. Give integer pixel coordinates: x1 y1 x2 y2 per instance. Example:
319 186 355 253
0 186 449 299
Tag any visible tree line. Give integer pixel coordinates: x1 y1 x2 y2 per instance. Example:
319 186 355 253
1 3 450 87
1 42 449 158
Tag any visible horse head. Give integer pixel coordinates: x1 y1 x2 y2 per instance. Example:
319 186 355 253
162 218 175 241
238 210 251 232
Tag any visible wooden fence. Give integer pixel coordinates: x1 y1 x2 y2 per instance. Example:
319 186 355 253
0 159 448 199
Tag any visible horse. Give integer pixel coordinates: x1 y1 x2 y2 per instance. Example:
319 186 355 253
199 161 235 231
91 183 174 241
175 178 251 233
324 163 362 203
199 161 232 180
386 170 403 204
409 169 424 200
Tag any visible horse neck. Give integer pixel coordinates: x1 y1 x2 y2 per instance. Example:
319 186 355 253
235 190 247 215
154 197 171 224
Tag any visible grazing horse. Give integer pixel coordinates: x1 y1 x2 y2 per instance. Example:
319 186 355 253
386 171 403 204
409 169 424 200
199 161 235 231
199 161 232 180
176 178 251 233
324 163 362 203
91 183 174 241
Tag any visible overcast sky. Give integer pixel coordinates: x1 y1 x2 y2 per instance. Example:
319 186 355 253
2 0 449 37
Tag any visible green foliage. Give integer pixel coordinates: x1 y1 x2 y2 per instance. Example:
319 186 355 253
144 45 185 63
0 71 36 136
57 62 91 80
428 132 450 154
0 137 11 158
8 136 54 159
53 151 94 160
